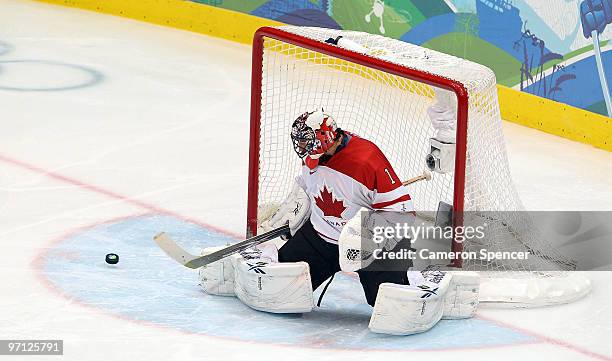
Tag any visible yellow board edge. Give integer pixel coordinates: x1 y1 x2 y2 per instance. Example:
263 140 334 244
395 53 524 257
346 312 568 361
33 0 612 152
498 85 610 151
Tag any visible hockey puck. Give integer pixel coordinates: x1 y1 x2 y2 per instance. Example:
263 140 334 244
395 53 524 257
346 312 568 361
105 253 119 264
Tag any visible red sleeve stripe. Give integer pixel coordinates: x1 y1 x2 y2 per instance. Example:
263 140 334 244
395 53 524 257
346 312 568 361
372 194 412 209
372 186 411 203
316 230 339 243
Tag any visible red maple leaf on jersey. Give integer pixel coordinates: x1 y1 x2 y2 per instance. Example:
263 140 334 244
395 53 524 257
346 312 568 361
314 185 346 218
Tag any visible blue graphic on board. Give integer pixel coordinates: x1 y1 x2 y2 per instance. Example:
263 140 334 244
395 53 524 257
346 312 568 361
400 13 457 45
476 0 525 61
449 0 478 13
475 0 559 64
580 0 612 115
252 0 340 29
40 215 535 350
192 0 611 115
580 0 612 37
513 0 582 55
524 43 612 111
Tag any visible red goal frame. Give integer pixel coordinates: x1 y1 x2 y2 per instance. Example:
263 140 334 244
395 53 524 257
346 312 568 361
246 27 469 267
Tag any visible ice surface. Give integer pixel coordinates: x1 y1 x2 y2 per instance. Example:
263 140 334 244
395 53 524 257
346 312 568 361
1 1 611 360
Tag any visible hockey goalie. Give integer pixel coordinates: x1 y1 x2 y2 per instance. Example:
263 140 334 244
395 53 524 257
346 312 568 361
199 95 480 335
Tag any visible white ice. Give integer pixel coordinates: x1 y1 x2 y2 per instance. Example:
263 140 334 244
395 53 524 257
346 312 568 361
0 1 611 360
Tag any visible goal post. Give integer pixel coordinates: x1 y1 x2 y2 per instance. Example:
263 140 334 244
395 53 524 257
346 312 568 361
246 26 590 307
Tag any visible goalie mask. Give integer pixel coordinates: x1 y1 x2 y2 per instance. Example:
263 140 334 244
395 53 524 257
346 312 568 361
291 109 339 169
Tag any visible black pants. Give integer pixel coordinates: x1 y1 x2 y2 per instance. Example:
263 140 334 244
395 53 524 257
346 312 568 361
278 220 408 306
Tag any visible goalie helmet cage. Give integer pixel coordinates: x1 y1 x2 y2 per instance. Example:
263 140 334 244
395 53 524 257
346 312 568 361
247 26 590 307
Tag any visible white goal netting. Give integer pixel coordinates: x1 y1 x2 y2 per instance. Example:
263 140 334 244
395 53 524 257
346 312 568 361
248 26 590 307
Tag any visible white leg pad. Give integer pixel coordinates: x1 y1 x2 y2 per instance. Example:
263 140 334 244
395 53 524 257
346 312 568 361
369 273 452 335
443 271 480 319
198 246 236 296
232 255 314 314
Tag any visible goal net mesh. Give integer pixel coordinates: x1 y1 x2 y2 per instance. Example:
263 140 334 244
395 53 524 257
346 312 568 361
251 26 590 306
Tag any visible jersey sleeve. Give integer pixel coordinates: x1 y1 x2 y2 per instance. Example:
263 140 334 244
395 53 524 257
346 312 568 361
295 170 307 191
371 163 414 212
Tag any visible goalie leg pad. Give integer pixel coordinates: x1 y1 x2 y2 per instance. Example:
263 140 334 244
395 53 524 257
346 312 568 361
443 271 480 319
368 273 452 335
198 246 236 296
232 255 314 314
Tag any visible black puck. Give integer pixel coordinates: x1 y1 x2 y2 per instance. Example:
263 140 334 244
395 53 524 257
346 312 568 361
105 253 119 264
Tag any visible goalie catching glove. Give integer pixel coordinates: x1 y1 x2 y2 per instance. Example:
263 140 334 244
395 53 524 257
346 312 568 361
259 181 311 237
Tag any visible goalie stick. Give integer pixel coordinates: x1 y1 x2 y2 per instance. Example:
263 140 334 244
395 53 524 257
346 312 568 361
402 170 431 186
154 170 431 269
153 224 289 269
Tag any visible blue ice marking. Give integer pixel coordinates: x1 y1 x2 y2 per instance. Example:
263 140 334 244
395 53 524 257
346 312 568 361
41 215 535 350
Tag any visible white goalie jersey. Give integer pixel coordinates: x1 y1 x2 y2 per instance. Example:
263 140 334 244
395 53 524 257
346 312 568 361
296 134 414 243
